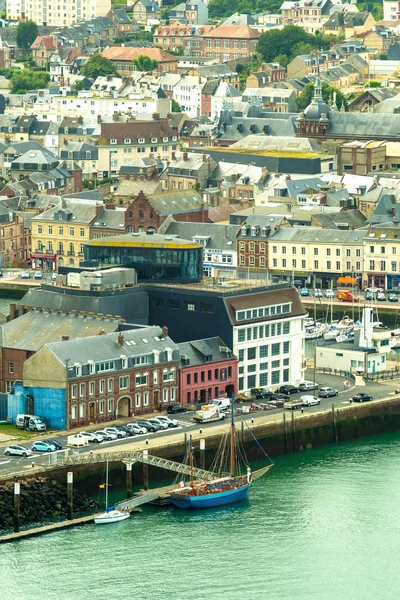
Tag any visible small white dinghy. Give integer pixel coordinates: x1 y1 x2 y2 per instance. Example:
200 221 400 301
94 458 130 525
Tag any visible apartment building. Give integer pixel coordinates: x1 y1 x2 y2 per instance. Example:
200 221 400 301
7 0 111 26
269 227 364 289
363 225 400 290
280 0 333 33
101 47 179 75
183 25 261 62
97 119 178 178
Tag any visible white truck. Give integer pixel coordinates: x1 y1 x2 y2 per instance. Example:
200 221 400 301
192 404 227 423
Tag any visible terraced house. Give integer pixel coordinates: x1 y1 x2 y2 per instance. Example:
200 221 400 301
184 25 261 62
21 326 180 429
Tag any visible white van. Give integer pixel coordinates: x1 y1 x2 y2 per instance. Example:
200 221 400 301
16 414 46 431
301 395 320 407
211 398 231 412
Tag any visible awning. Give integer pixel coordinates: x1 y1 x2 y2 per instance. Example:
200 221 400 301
30 253 56 259
337 277 358 285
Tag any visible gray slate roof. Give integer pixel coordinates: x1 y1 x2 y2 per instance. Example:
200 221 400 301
313 209 366 229
163 221 239 249
0 309 121 351
178 336 234 367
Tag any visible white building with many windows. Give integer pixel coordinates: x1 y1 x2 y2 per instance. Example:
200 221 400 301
225 287 307 393
7 0 111 26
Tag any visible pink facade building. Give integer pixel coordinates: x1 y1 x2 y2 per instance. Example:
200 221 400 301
178 337 238 406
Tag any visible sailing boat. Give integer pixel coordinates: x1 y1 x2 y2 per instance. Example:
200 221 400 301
169 398 273 509
94 458 130 524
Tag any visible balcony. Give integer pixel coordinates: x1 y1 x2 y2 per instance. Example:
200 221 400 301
57 250 64 255
67 251 75 256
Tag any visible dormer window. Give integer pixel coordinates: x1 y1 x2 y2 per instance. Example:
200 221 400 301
261 227 267 237
124 138 131 144
110 138 117 144
64 127 69 134
138 138 145 144
163 137 168 142
151 137 157 143
172 136 177 141
251 226 257 237
241 226 247 236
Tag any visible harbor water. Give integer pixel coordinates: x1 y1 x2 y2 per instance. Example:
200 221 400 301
2 432 400 600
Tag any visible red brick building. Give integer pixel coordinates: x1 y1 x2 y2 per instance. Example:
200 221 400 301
124 189 208 233
178 337 237 405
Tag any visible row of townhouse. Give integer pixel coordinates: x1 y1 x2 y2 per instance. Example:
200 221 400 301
3 316 238 428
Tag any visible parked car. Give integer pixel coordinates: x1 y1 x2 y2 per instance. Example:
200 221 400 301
34 271 43 280
4 444 32 457
114 425 135 437
167 404 188 414
135 420 161 432
366 291 375 301
20 271 30 279
352 393 373 402
324 289 334 298
377 292 386 301
298 381 319 391
148 418 168 430
104 427 127 439
154 416 178 428
319 387 338 398
300 287 310 297
79 431 104 443
277 384 298 395
314 289 323 298
389 294 398 303
43 439 62 450
127 423 147 435
293 279 303 288
250 387 272 400
32 441 56 452
271 393 289 401
365 287 383 294
97 429 117 441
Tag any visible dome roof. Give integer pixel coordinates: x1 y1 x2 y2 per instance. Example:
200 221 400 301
304 98 330 120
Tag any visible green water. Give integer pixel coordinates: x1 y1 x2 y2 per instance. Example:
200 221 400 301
2 434 400 600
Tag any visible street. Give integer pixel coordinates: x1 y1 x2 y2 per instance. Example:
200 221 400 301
0 371 398 479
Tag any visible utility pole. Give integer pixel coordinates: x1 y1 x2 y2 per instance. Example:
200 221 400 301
65 358 70 431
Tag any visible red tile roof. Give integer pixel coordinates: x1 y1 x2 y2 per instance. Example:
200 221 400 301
208 204 242 223
101 47 178 63
202 25 261 39
31 36 58 50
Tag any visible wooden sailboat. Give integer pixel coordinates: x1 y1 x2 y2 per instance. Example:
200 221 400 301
94 458 130 524
169 398 273 509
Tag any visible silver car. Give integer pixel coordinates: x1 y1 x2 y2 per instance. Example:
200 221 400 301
5 444 32 457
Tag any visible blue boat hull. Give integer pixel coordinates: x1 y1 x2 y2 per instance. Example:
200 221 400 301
170 484 250 509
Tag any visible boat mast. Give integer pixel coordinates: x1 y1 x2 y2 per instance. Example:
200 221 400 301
105 456 109 510
189 435 194 487
230 395 235 477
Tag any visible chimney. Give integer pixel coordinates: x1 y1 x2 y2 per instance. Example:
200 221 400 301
95 203 103 216
62 335 69 341
183 151 188 161
392 207 396 217
62 198 67 208
162 325 168 337
117 332 124 346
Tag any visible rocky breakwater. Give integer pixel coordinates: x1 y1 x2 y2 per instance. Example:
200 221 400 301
0 476 98 530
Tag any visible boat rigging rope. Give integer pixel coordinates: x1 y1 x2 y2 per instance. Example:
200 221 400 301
245 420 274 465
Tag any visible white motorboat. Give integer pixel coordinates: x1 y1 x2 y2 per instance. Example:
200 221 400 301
324 328 340 341
305 322 328 339
94 458 130 525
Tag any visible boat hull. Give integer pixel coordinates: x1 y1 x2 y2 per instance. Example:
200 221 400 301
94 511 130 524
170 483 250 509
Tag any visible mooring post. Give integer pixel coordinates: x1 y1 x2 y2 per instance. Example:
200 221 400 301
126 462 133 498
14 481 20 533
241 420 244 445
283 412 288 454
184 432 187 449
67 471 73 520
143 449 149 491
200 438 205 470
291 410 296 452
332 403 338 443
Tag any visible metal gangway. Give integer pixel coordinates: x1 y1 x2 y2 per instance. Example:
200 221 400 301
62 449 219 480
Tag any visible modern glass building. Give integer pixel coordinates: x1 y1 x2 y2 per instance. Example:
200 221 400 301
83 233 203 282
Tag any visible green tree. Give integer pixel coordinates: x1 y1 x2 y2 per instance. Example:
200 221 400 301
10 70 50 94
16 20 39 49
132 55 158 72
379 52 388 60
81 54 116 79
171 99 182 112
365 80 381 88
257 26 330 63
73 79 93 92
297 81 348 111
273 54 290 69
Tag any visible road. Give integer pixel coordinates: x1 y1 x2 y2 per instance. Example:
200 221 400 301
0 371 398 479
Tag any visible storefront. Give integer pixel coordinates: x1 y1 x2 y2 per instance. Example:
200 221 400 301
366 273 386 289
386 275 400 291
30 252 57 271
